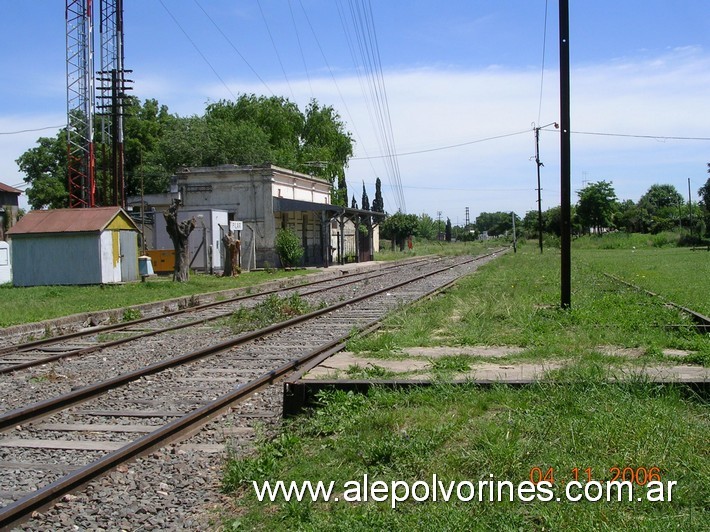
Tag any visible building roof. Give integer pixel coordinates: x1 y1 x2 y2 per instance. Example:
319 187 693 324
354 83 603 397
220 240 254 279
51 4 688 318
7 207 139 236
0 182 22 195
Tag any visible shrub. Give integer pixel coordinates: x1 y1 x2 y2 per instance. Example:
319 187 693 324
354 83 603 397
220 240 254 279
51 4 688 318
275 228 304 268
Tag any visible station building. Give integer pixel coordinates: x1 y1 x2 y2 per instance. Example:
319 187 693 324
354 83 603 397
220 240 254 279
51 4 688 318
129 164 382 271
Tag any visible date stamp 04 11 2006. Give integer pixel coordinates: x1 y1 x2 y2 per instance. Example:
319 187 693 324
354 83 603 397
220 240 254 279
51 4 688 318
528 466 677 502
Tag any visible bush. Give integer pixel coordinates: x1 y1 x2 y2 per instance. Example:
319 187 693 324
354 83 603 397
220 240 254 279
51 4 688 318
275 228 304 268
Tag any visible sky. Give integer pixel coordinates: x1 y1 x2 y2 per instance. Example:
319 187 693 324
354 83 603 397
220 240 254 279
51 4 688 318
1 1 709 225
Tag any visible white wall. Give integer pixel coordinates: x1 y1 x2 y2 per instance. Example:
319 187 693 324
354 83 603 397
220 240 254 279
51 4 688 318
0 241 11 284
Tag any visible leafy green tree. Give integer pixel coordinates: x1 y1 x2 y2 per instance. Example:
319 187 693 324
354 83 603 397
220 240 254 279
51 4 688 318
638 184 684 233
372 177 384 213
576 180 618 234
614 199 650 233
15 134 68 209
301 100 353 207
445 218 452 242
415 213 437 240
475 211 513 236
381 212 418 250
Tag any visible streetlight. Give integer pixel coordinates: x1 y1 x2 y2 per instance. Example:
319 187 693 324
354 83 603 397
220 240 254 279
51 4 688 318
533 121 559 253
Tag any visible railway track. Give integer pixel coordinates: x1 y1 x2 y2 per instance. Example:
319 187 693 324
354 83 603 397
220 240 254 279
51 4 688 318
604 272 710 332
0 251 504 530
0 256 436 375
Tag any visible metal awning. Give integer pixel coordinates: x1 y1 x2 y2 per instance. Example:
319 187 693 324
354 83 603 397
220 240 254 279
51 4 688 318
273 197 385 222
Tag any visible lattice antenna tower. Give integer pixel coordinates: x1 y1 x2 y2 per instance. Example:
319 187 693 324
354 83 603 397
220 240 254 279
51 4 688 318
96 0 131 208
66 0 96 208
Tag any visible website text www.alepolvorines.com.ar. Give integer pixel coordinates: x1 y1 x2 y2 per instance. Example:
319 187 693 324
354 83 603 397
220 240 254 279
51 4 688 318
252 474 677 509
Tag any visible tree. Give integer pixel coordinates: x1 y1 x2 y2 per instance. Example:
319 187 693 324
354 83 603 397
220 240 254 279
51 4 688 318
15 133 68 209
381 212 419 251
16 94 357 210
301 100 354 207
222 231 241 277
372 177 384 213
351 196 358 209
638 184 684 233
445 218 452 242
475 212 513 236
164 199 196 282
361 182 370 211
576 180 617 234
415 213 437 240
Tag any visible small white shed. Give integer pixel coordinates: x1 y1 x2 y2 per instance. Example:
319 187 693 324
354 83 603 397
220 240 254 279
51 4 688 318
7 207 140 286
0 241 11 284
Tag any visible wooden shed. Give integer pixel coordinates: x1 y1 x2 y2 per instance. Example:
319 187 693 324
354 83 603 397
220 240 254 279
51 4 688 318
7 207 140 286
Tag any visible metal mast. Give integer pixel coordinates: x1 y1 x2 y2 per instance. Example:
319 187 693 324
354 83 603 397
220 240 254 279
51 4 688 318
66 0 96 208
97 0 130 208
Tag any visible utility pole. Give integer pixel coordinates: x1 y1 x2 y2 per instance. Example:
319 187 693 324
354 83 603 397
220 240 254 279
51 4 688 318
559 0 572 309
534 122 558 253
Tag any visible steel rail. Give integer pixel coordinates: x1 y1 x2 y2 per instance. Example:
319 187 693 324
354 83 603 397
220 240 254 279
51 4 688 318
0 256 432 358
0 252 496 530
0 258 438 375
604 272 710 331
0 254 488 431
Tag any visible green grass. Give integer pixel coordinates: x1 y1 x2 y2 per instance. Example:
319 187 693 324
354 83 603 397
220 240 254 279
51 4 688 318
228 293 323 335
350 245 710 362
0 270 313 328
219 236 709 530
220 381 708 531
374 239 502 261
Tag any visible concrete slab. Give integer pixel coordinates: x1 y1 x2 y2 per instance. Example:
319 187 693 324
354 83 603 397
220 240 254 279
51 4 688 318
305 352 429 379
402 346 525 358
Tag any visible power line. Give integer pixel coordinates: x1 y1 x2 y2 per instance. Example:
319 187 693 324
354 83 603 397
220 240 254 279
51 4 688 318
255 0 295 101
157 0 237 101
571 130 710 141
0 125 66 136
352 129 531 159
537 0 549 125
287 0 313 97
193 0 274 96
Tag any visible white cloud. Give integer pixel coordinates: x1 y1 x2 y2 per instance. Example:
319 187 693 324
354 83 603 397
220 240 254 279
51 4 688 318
5 46 708 221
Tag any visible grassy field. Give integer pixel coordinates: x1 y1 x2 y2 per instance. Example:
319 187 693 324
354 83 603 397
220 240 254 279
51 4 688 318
218 238 709 530
0 239 498 328
0 270 312 328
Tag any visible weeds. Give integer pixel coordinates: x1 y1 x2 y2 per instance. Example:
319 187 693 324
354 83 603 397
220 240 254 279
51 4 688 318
229 294 318 334
122 308 142 322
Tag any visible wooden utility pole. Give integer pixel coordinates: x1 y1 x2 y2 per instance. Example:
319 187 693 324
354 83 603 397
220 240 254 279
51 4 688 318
559 0 571 309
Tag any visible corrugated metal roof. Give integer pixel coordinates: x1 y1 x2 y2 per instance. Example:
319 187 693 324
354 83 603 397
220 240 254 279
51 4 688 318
7 207 139 235
0 182 22 194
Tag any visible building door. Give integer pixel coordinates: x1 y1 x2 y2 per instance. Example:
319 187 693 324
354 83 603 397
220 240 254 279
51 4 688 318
119 231 138 281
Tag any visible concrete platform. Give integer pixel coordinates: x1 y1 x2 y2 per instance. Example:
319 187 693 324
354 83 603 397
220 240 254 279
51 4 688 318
283 345 709 416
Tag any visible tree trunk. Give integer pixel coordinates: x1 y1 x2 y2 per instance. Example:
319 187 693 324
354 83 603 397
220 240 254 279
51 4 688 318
222 232 241 277
164 200 196 282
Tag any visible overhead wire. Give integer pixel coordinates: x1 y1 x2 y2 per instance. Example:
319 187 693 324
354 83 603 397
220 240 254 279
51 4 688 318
286 0 313 97
158 0 238 100
352 129 532 160
193 0 274 96
344 0 405 212
297 0 390 207
255 0 296 101
0 125 66 135
537 0 549 126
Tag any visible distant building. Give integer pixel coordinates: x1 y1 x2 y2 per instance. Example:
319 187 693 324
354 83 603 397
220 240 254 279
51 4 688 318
127 164 382 270
0 182 22 241
7 207 140 286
